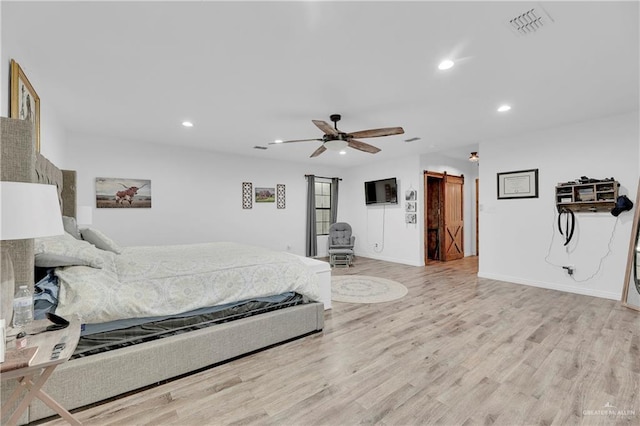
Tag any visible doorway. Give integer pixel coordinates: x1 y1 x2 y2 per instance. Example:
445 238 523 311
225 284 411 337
423 171 465 263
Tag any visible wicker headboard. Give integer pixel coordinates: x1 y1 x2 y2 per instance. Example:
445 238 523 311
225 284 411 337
0 117 77 289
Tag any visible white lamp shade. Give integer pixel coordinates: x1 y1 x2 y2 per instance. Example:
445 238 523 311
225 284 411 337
0 182 64 240
76 205 93 226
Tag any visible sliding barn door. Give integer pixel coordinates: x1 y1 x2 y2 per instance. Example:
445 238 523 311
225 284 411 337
443 174 464 261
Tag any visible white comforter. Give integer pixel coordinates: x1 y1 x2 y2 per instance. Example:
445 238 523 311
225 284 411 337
54 242 319 324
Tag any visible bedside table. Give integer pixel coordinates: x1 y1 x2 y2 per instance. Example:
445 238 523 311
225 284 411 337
1 317 81 425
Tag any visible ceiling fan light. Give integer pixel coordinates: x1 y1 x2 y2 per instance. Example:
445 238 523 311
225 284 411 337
324 139 348 151
469 152 479 162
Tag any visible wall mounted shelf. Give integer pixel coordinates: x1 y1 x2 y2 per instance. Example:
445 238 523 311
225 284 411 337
555 180 619 213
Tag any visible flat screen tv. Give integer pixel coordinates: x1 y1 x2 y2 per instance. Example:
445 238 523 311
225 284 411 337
364 177 398 205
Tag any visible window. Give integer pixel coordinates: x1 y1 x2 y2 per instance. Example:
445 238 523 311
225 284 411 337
315 180 331 235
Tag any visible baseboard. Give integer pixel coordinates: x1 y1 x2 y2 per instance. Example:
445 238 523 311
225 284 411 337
354 251 424 267
477 271 621 300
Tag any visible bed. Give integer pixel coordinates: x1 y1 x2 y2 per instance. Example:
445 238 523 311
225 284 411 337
0 117 328 423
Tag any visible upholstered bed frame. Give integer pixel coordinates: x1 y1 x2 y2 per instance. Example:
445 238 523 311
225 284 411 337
0 117 325 423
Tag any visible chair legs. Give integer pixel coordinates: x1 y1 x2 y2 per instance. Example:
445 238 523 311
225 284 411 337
329 251 353 268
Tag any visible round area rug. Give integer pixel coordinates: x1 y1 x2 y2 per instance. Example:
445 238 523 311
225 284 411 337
331 275 408 304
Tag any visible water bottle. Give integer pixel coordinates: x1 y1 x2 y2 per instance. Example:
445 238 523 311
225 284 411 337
12 285 33 329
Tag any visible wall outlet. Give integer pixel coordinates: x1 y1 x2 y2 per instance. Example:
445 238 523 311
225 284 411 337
374 242 379 249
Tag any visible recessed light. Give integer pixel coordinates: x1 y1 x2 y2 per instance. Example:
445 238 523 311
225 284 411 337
339 150 346 155
182 121 194 127
438 59 455 70
497 105 511 112
274 139 283 144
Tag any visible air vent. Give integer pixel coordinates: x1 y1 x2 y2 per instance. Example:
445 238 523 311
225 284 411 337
508 6 554 35
253 145 268 150
404 137 421 143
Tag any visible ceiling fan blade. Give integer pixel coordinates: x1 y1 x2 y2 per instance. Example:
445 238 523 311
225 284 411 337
349 127 405 139
348 139 381 154
310 145 327 158
312 120 339 135
269 138 323 145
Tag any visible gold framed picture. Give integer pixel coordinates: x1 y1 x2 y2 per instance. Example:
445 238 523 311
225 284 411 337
10 59 41 153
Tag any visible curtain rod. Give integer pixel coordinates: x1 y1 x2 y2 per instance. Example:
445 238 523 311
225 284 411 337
305 174 342 181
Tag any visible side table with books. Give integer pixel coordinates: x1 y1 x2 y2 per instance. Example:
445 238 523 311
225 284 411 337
1 317 81 425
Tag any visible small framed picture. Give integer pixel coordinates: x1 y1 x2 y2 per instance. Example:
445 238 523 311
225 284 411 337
406 201 416 212
405 189 417 201
405 213 417 224
255 187 275 203
497 169 539 199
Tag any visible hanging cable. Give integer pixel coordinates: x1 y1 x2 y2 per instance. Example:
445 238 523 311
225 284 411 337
545 206 620 282
544 207 564 268
374 204 386 253
571 217 619 282
367 204 386 253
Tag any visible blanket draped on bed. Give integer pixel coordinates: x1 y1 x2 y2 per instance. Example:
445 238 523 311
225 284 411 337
53 242 319 324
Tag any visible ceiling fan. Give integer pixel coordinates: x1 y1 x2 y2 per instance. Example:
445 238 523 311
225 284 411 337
270 114 404 158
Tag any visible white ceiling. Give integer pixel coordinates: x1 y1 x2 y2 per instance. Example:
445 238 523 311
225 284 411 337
3 1 638 167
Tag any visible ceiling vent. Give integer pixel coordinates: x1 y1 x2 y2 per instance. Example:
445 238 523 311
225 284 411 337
253 145 268 150
508 6 554 35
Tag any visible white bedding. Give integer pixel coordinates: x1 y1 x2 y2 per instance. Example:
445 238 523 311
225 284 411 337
52 242 319 324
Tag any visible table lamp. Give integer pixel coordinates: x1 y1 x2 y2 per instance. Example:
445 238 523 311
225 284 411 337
1 182 64 361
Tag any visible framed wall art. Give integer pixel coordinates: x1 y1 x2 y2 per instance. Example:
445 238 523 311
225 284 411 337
96 177 152 208
276 184 286 209
10 59 41 153
497 169 539 199
242 182 253 209
405 213 417 224
255 187 275 203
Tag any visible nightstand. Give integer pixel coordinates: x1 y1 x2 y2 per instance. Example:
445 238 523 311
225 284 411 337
1 317 81 425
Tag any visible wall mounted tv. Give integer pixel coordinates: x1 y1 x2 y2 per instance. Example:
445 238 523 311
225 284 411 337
364 177 398 205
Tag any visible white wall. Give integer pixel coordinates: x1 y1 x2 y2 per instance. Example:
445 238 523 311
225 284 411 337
341 155 424 266
478 112 639 300
1 35 68 165
66 132 341 256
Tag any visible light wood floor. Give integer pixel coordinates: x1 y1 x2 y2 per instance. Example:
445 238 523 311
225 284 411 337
38 256 639 426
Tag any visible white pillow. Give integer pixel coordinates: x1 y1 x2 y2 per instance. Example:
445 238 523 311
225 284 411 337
34 232 115 270
62 216 81 240
81 227 123 254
